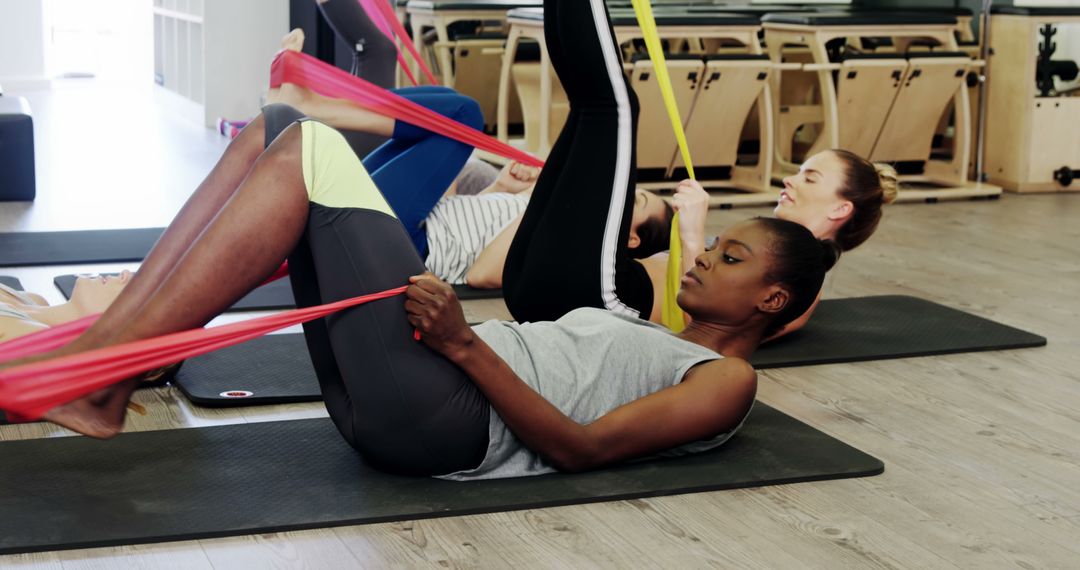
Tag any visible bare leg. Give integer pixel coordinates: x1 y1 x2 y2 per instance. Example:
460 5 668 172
42 124 312 437
267 27 395 137
267 84 395 137
67 115 269 351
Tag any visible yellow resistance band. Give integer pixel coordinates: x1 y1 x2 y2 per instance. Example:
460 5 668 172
630 0 693 332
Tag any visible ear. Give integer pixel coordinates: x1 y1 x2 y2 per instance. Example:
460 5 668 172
758 285 790 315
627 229 641 250
828 200 855 222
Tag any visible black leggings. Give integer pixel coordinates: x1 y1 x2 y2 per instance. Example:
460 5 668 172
316 0 397 87
502 0 652 323
264 110 490 477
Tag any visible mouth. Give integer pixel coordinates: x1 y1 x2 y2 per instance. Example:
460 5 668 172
778 191 794 205
681 269 702 286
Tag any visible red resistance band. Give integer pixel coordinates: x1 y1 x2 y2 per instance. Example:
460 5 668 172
270 49 545 168
0 286 408 420
357 0 439 87
0 262 293 364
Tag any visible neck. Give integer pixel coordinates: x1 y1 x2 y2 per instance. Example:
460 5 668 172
21 301 87 327
676 319 765 360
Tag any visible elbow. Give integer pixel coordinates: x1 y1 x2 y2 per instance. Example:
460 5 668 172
548 450 596 473
546 435 603 473
465 266 502 289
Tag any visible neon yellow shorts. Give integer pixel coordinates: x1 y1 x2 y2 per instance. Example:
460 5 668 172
300 120 396 217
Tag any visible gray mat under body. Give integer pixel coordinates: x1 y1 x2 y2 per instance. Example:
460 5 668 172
0 276 23 290
54 274 297 312
749 295 1046 369
174 295 1046 408
0 228 164 267
0 403 883 555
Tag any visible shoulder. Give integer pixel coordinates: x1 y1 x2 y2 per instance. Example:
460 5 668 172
683 357 756 388
0 312 48 342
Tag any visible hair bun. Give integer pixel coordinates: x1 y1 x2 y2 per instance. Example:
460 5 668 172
874 163 899 205
820 239 842 272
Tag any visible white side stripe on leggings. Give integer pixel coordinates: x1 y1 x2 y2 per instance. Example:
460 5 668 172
588 0 638 318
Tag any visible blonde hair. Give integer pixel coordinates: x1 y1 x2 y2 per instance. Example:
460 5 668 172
830 149 897 251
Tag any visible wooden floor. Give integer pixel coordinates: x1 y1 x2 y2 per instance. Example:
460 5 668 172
2 82 1079 569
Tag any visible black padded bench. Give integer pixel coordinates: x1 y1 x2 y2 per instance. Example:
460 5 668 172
761 11 957 27
0 95 35 201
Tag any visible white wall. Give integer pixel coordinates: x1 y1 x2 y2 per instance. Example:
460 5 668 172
203 0 289 126
0 0 47 88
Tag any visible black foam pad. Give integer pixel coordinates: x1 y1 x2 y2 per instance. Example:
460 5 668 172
0 276 23 290
53 274 298 312
609 8 762 26
173 295 1045 408
452 284 502 300
750 296 1046 369
762 11 957 26
0 228 164 267
992 6 1080 16
0 403 882 555
174 334 319 407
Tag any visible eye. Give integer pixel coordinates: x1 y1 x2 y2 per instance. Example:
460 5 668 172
722 252 741 264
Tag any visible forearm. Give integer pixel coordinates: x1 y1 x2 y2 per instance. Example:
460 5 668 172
464 217 521 288
447 333 595 471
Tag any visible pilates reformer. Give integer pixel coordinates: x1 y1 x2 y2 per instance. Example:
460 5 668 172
762 10 1001 203
403 0 540 86
984 6 1080 193
399 0 539 131
496 6 782 206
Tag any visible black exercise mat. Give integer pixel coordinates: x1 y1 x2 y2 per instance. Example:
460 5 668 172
54 274 297 312
174 334 319 407
0 228 164 267
749 295 1046 369
0 276 23 290
175 295 1045 408
452 284 502 300
0 403 883 555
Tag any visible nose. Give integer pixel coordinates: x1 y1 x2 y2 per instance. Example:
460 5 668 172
695 251 712 270
782 175 794 190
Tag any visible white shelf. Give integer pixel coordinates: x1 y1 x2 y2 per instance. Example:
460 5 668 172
153 0 287 127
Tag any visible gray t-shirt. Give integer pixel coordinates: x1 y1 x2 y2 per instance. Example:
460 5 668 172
439 308 739 481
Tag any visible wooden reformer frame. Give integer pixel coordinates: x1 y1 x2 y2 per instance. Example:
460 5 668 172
984 12 1080 193
764 18 1001 202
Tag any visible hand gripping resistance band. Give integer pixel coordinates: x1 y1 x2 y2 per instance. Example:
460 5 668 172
0 285 409 420
357 0 439 87
271 49 544 168
630 0 693 332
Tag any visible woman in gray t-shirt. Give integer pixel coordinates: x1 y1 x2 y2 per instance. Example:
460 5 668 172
9 0 837 479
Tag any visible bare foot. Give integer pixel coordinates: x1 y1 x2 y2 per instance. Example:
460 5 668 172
281 28 305 53
41 379 140 439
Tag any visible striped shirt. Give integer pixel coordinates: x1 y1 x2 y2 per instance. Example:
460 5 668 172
424 193 530 285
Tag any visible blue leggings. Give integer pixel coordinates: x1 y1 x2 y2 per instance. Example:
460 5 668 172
364 86 483 256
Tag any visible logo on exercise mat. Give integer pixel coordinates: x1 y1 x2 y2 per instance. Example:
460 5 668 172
220 390 254 398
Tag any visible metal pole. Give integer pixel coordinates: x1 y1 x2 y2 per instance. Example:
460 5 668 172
975 0 993 183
